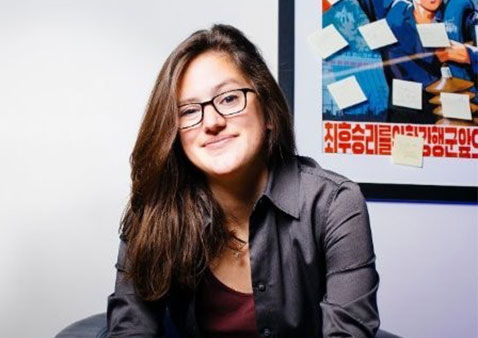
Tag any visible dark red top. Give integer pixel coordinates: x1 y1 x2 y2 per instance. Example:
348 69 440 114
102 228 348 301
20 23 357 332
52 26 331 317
196 269 260 338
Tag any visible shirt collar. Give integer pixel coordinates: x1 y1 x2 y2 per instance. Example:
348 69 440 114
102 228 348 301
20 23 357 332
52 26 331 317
262 157 301 219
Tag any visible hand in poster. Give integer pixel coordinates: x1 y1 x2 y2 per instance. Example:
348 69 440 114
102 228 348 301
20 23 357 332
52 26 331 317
435 40 471 64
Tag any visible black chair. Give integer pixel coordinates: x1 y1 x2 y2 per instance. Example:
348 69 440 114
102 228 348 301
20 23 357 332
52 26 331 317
55 312 403 338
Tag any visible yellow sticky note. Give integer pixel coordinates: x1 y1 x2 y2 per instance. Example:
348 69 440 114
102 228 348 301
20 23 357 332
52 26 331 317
392 134 424 167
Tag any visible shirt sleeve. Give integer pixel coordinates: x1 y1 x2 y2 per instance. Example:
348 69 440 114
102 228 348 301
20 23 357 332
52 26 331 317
106 238 166 338
319 181 380 338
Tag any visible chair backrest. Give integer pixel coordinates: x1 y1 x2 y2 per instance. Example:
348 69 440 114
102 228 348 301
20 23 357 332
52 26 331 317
55 312 403 338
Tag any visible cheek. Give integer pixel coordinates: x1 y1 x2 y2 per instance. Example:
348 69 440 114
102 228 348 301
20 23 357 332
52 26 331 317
178 131 197 159
248 101 268 132
245 117 268 148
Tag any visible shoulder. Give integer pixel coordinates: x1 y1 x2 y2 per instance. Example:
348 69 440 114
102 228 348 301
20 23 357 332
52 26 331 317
297 156 351 187
278 156 370 252
294 156 365 214
296 156 360 199
265 155 365 220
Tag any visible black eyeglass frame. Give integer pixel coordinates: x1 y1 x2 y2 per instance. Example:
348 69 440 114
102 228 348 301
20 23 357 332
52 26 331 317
178 88 256 130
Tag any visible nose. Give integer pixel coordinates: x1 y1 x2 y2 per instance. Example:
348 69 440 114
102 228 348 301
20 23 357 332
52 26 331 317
202 102 226 133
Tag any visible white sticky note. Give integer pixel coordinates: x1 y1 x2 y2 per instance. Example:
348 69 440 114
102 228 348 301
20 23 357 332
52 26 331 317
392 79 422 110
358 19 398 50
328 0 342 4
416 23 450 47
392 134 424 168
441 92 472 120
327 76 367 110
308 24 348 59
475 25 478 46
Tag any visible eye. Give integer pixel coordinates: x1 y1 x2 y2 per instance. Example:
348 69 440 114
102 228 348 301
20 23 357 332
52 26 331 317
219 93 240 106
179 105 201 117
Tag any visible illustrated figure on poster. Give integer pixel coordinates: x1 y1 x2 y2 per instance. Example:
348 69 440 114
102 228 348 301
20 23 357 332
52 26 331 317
358 0 478 124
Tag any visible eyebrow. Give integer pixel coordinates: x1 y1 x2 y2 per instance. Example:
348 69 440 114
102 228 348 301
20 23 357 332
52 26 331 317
178 79 245 105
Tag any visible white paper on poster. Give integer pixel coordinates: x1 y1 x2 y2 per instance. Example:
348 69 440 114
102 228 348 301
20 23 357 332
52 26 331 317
392 79 422 110
307 24 348 59
441 92 472 120
327 0 343 4
475 25 478 45
392 134 424 168
358 19 398 50
416 23 450 47
327 76 367 110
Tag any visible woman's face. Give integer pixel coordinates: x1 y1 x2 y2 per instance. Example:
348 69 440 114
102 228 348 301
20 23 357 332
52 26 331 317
414 0 442 12
177 51 268 181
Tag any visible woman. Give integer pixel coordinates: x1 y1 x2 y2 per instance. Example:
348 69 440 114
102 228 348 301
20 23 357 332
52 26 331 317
107 24 379 338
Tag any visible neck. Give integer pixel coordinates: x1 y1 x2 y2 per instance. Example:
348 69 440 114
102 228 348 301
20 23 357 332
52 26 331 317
208 162 268 233
413 4 436 23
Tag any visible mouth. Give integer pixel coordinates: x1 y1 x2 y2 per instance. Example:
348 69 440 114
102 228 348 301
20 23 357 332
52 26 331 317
202 135 237 148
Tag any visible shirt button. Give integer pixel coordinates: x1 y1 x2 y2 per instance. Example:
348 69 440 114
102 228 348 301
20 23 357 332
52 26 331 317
263 328 272 337
258 283 266 292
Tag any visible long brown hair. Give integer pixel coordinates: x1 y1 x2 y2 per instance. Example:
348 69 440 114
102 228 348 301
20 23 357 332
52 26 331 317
122 24 296 300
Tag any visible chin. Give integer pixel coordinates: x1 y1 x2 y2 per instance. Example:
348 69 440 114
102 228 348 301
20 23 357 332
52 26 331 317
210 163 242 177
200 156 243 178
426 1 442 10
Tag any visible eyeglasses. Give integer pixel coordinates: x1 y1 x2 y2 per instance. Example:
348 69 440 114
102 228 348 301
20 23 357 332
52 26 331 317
178 88 256 129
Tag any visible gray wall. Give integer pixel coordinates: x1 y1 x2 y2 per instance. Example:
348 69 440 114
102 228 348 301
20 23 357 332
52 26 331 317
0 1 476 338
0 1 277 337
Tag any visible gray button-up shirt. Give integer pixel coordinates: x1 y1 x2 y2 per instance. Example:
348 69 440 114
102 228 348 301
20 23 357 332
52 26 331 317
107 156 380 337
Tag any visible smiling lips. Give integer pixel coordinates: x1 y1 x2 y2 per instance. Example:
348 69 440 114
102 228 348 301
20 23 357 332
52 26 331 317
203 135 237 148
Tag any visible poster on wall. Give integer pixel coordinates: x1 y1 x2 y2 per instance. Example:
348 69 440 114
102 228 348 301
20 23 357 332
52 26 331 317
279 0 478 202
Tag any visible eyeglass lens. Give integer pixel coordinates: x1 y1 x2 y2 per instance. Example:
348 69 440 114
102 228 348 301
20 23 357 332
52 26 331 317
178 89 247 129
